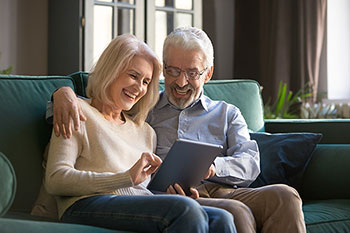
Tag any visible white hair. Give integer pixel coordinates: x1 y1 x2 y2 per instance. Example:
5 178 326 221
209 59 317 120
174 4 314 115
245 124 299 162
163 26 214 68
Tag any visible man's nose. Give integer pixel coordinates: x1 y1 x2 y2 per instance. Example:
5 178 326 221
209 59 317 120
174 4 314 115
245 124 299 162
175 72 189 87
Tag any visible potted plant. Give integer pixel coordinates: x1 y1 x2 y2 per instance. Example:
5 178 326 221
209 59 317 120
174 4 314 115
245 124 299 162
264 81 312 119
0 52 13 74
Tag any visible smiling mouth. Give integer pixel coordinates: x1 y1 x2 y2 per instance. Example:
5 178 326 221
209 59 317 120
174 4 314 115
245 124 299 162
173 88 191 97
123 89 137 100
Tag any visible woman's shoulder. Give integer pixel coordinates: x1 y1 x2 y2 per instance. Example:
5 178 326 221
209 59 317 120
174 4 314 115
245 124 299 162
77 98 98 118
125 114 155 134
78 98 92 110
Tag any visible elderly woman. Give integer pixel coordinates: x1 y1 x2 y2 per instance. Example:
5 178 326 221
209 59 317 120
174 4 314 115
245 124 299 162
45 34 235 233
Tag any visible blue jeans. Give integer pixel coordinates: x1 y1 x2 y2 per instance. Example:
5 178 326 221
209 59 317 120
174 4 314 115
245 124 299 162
61 194 236 233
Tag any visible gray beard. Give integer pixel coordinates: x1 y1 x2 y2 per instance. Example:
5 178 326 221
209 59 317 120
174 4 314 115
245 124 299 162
168 94 194 109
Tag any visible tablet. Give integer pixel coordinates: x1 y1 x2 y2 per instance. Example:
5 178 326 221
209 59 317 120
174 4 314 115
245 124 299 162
147 138 223 195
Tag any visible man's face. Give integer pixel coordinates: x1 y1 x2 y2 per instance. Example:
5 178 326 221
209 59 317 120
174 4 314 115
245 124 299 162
164 46 212 109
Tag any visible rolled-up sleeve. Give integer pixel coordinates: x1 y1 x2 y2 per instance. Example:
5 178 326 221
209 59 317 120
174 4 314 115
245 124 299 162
211 109 260 187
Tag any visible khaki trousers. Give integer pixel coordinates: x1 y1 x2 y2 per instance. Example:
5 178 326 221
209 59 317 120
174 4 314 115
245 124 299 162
196 182 306 233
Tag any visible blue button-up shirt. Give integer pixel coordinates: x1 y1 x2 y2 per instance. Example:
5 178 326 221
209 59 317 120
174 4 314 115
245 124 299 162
147 91 260 187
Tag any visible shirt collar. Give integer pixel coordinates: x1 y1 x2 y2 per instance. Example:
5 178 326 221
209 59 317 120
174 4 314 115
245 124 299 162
156 90 209 112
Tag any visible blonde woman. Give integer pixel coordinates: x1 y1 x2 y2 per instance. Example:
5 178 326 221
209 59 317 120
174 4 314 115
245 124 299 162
45 34 236 233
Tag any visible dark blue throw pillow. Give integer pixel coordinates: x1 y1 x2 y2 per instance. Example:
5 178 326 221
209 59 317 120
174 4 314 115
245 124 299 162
249 132 322 190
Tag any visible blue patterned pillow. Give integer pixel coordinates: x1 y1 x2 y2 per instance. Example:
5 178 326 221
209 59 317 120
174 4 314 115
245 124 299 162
249 132 322 190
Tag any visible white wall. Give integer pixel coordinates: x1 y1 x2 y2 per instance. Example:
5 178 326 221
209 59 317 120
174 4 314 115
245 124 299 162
327 0 350 100
0 0 48 75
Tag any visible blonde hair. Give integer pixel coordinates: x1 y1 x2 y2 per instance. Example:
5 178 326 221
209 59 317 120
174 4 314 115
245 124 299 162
87 34 161 124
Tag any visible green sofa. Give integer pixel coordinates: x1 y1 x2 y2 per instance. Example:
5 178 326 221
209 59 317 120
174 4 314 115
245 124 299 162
0 72 349 233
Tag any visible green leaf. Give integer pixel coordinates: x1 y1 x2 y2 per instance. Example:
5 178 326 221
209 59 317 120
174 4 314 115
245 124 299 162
1 66 13 74
275 82 287 117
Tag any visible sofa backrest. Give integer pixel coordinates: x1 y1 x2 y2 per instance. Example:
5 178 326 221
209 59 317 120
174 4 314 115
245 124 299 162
0 75 77 213
70 72 265 132
301 144 350 199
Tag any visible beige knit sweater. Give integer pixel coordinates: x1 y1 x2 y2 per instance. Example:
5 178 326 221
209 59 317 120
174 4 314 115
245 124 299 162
45 99 157 218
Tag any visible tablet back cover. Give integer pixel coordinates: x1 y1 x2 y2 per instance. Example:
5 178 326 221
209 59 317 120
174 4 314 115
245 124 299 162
147 139 223 195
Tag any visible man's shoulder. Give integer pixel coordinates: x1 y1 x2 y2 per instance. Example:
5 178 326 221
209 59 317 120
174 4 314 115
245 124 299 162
202 94 239 111
152 91 168 110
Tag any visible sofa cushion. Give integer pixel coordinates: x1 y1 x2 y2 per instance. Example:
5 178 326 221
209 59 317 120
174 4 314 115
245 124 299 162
249 132 322 190
0 152 16 217
303 199 350 233
0 217 134 233
69 72 89 97
0 75 76 213
301 144 350 199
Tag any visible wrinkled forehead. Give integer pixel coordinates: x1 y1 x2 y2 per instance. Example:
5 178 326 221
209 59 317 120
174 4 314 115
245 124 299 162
164 46 206 69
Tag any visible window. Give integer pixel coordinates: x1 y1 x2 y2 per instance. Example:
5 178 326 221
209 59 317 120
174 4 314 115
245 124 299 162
84 0 145 70
84 0 202 71
146 0 202 62
327 0 350 101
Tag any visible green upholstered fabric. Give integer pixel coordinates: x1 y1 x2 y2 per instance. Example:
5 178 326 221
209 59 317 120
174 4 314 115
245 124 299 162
0 152 16 217
304 200 350 233
265 119 350 144
159 79 264 132
203 80 264 132
301 144 350 200
0 75 76 213
69 72 89 97
0 217 133 233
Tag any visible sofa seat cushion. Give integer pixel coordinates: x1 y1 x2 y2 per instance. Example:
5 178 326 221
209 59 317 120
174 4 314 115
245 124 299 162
0 152 16 216
304 199 350 233
0 217 134 233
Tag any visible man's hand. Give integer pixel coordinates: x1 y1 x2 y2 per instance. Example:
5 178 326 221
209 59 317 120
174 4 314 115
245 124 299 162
166 183 199 199
53 86 86 138
129 153 162 185
203 164 216 180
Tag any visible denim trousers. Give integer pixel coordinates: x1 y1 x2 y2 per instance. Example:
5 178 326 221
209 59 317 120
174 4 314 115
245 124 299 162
61 194 236 233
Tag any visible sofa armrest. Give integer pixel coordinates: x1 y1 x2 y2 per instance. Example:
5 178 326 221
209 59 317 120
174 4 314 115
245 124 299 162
0 152 16 216
265 119 350 144
301 144 350 200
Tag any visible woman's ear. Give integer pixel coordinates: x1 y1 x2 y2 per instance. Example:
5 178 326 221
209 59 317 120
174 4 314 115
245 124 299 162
204 66 214 83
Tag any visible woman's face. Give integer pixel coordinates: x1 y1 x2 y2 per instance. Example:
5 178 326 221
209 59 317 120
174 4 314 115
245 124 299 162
109 55 153 111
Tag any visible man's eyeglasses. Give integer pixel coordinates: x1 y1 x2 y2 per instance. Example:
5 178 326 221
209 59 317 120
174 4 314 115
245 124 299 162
164 62 207 80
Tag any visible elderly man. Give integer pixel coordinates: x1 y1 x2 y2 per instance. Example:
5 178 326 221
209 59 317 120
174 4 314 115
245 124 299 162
50 27 306 233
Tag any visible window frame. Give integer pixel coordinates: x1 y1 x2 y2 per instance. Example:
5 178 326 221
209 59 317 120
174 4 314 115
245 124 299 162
83 0 202 71
146 0 202 53
84 0 145 70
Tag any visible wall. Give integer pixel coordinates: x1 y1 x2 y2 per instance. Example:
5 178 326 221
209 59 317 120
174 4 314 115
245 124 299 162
0 0 48 75
203 0 235 80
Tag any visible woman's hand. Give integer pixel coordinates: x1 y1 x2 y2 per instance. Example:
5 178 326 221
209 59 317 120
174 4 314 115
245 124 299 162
129 153 162 185
53 86 87 139
166 184 199 199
